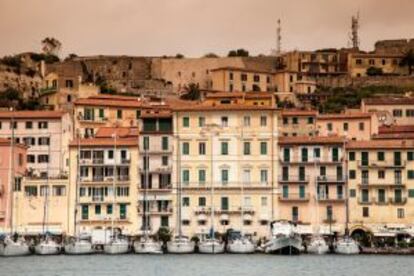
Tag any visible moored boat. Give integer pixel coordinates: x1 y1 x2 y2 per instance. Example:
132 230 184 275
133 237 163 254
335 237 360 255
167 236 195 253
34 237 61 255
0 236 31 257
198 239 225 254
263 220 303 255
104 238 130 254
307 236 329 255
64 238 94 255
227 237 255 254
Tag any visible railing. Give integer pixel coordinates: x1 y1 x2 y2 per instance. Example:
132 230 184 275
317 175 345 182
121 159 130 164
358 160 406 168
92 195 104 202
278 176 309 183
93 159 104 164
79 116 108 123
358 197 374 205
39 87 57 96
389 197 407 205
279 193 310 201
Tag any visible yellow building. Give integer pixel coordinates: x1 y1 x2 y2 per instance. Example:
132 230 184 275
347 140 414 237
171 99 278 241
15 178 69 235
361 97 414 126
347 53 406 77
68 135 139 236
279 109 318 137
278 136 347 235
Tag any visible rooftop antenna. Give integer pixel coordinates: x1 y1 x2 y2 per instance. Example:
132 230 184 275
350 12 360 49
276 19 282 56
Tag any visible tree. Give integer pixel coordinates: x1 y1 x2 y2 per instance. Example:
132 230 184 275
41 37 62 56
400 49 414 75
228 48 249 57
175 53 184 59
155 227 171 244
203 52 219 58
366 67 383 76
65 53 78 61
180 83 201 101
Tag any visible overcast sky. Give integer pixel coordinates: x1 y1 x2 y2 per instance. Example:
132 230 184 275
0 0 413 58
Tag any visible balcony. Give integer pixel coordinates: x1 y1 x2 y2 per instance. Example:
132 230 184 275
139 165 172 173
280 157 343 165
139 185 172 192
278 176 309 184
389 197 407 205
121 159 130 164
278 193 310 202
317 195 345 203
80 175 130 183
358 160 406 169
358 181 405 188
92 159 104 165
317 175 345 184
79 116 108 124
358 197 375 205
137 207 173 215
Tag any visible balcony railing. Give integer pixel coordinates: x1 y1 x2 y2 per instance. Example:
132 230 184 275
279 193 310 201
358 160 406 168
278 176 309 183
317 175 345 183
389 197 407 205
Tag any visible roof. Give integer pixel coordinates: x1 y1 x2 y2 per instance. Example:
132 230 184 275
171 102 277 112
350 53 403 58
210 66 272 75
69 137 138 147
278 136 345 145
140 109 172 119
373 133 414 140
347 140 414 149
0 111 65 119
74 97 143 108
95 127 139 138
363 98 414 106
317 112 372 120
379 125 414 134
280 109 318 117
205 91 273 99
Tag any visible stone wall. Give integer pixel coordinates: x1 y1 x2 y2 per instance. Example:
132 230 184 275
0 68 42 98
374 39 414 55
316 75 414 89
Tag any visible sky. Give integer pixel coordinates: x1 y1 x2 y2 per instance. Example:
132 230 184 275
0 0 413 58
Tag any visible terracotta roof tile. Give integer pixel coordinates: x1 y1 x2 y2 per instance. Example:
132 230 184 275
363 97 414 105
317 112 372 120
278 136 345 145
347 139 414 149
280 109 318 117
0 111 65 119
74 97 143 108
379 125 414 134
95 127 139 138
171 102 277 112
69 137 138 147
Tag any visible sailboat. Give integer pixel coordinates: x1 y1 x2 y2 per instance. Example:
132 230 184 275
0 111 31 256
134 147 163 254
334 141 360 255
262 220 302 255
167 138 195 253
307 161 329 255
198 132 224 254
64 134 94 255
104 134 129 254
35 137 61 255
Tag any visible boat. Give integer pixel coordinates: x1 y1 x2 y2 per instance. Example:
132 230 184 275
167 145 195 253
64 238 94 255
103 135 130 255
64 136 94 255
307 236 329 255
167 236 195 254
103 237 130 254
335 237 360 255
133 237 163 254
263 220 303 255
227 236 255 254
198 239 225 254
0 236 31 257
34 236 61 255
0 114 31 257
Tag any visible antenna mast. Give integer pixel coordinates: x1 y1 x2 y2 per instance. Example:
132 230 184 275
351 12 360 49
276 19 282 56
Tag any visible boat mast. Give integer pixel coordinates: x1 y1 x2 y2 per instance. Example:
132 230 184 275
111 133 117 241
75 132 81 239
313 159 321 237
210 129 215 241
240 126 244 237
343 139 349 237
8 108 15 235
176 134 182 237
144 143 149 240
42 134 51 235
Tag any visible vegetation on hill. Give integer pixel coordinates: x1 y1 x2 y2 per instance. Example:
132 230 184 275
180 83 201 100
0 88 41 110
400 49 414 75
227 48 249 57
316 85 412 113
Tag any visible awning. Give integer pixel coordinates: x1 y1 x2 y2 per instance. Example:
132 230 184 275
220 214 229 221
197 214 208 221
243 214 253 221
138 195 172 201
23 226 63 235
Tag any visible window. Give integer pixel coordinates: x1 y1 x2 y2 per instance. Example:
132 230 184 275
182 142 190 155
27 155 35 163
241 74 247 81
260 116 267 126
65 79 74 88
25 121 33 129
393 109 403 117
229 72 233 80
337 185 343 199
221 197 229 211
243 116 251 127
408 170 414 179
162 156 168 166
120 204 127 219
9 121 17 129
198 117 205 127
221 169 229 185
350 189 356 197
299 166 306 181
107 204 113 215
221 142 228 155
182 170 190 185
260 169 268 184
292 117 298 125
38 155 49 163
283 148 290 162
253 75 260 82
136 110 141 119
25 186 37 196
38 137 50 146
198 197 206 207
283 118 288 125
343 122 348 131
359 122 365 131
81 205 89 220
332 147 339 162
362 207 369 218
242 169 251 184
408 151 414 161
183 117 190 127
406 110 414 117
260 142 267 155
117 109 122 119
361 152 369 166
326 206 333 221
327 123 332 131
95 205 101 215
409 189 414 198
221 117 228 127
161 216 169 227
108 150 114 160
38 121 48 129
307 117 314 124
378 170 385 179
243 142 250 155
299 185 306 199
161 137 169 150
314 148 321 159
182 197 190 207
377 151 385 161
198 142 206 155
301 148 308 162
53 186 66 196
349 170 356 179
292 206 299 222
397 208 405 219
198 169 206 184
378 189 386 203
349 152 355 161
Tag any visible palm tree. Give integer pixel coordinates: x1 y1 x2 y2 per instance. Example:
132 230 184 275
400 50 414 75
180 83 201 101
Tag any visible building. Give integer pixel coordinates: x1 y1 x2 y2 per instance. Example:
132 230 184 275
171 99 278 240
316 112 379 141
347 52 406 77
67 134 139 236
347 140 414 237
0 138 27 232
361 97 414 126
0 111 73 178
73 94 144 138
278 136 347 235
374 125 414 140
14 177 69 235
279 110 318 137
137 106 174 234
203 92 275 107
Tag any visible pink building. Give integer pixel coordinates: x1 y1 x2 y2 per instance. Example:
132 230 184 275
0 138 27 231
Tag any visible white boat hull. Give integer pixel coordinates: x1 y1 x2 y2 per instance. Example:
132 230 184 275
134 240 163 254
35 242 60 255
335 239 360 255
198 240 225 254
264 236 302 255
227 239 255 254
104 241 130 254
64 241 94 255
167 241 195 253
0 242 31 257
307 238 329 255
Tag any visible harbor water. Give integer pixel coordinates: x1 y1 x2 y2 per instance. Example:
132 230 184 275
0 254 412 276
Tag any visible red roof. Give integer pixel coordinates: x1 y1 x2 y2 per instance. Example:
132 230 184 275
317 112 372 120
280 109 318 117
379 125 414 134
95 127 139 138
0 111 65 119
69 138 138 147
347 140 414 149
0 138 28 149
279 136 345 145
